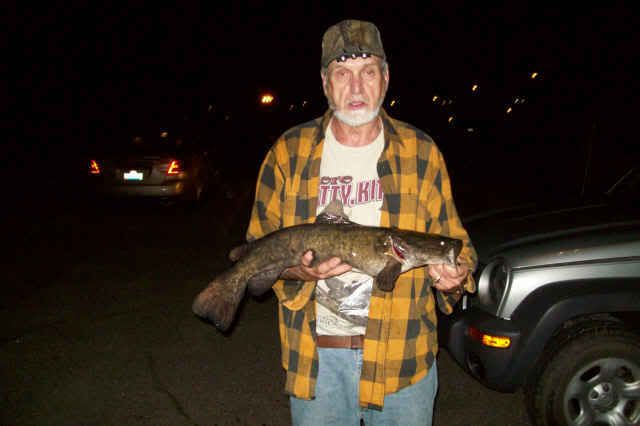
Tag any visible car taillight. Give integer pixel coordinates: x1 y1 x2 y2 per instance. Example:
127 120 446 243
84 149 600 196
167 160 181 175
89 160 101 175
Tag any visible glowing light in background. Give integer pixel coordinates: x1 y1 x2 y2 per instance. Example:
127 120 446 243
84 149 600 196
261 93 275 105
167 160 181 175
89 160 101 175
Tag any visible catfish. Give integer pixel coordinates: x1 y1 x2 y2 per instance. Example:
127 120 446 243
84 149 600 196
192 200 462 331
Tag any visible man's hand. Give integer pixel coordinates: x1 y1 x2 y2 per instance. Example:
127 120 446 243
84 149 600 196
428 262 470 295
280 250 352 281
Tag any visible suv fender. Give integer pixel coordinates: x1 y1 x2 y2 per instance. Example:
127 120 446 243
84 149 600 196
506 277 640 387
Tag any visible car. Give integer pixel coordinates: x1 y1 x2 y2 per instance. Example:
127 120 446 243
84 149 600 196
439 168 640 426
87 129 211 205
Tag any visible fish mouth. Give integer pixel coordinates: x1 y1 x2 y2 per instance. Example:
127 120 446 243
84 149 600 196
386 236 409 264
391 242 406 261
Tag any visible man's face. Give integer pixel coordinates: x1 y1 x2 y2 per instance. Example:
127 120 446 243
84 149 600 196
322 56 389 127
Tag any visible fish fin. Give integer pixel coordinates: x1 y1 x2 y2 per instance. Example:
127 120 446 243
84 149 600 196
247 266 283 296
306 249 319 267
315 199 354 224
375 258 402 291
228 243 251 262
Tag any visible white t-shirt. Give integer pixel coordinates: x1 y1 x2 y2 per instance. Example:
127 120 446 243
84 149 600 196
315 121 384 336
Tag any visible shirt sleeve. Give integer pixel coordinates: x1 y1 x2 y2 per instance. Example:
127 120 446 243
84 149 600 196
247 145 285 241
424 146 478 314
246 139 315 310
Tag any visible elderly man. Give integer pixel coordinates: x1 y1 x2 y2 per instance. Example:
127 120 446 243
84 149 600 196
246 19 477 426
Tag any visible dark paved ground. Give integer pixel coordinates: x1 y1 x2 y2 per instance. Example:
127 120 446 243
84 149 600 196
1 187 532 426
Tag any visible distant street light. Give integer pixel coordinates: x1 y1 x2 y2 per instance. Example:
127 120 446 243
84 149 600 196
261 93 275 105
506 106 513 114
471 84 479 92
530 72 539 80
432 95 439 103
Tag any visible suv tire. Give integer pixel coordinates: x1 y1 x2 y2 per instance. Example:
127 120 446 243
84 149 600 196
525 322 640 426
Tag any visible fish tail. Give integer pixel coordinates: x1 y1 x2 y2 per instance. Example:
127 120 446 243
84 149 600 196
192 269 247 332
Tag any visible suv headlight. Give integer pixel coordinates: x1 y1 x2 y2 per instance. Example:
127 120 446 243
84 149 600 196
478 259 511 309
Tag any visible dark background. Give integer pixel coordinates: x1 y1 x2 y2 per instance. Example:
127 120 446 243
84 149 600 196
3 5 638 424
8 3 638 215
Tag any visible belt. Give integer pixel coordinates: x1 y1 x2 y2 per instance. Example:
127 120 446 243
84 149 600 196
316 335 364 349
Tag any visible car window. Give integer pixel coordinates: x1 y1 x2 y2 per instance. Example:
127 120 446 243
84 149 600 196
97 130 198 156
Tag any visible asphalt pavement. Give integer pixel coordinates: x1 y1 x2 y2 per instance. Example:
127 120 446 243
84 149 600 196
1 190 532 426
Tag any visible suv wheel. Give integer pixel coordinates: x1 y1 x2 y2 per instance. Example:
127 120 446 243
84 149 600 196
525 323 640 426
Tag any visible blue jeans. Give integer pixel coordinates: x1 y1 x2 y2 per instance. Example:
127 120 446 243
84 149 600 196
290 348 438 426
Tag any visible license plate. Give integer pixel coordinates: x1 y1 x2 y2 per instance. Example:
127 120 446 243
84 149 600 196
124 170 144 181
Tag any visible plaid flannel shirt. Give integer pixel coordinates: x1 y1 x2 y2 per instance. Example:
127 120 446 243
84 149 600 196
246 109 477 410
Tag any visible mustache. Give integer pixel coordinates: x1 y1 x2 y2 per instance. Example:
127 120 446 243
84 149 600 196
347 96 368 103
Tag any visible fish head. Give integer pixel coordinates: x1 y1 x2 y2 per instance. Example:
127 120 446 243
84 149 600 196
387 232 463 270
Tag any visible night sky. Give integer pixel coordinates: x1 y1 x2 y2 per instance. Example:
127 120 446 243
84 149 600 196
9 3 638 210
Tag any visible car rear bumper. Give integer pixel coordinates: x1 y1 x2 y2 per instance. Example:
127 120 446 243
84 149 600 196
94 180 194 199
439 305 524 392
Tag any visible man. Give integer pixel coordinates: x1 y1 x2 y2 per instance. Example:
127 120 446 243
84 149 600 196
246 19 477 426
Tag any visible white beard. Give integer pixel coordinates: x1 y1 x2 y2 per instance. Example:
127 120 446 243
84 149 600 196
333 105 381 127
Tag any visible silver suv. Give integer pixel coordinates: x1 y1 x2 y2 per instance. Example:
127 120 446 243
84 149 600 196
440 168 640 426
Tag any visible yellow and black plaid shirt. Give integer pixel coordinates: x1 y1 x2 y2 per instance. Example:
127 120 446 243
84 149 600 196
246 109 477 410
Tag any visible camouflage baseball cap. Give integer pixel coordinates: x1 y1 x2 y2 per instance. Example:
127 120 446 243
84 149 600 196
321 19 386 68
